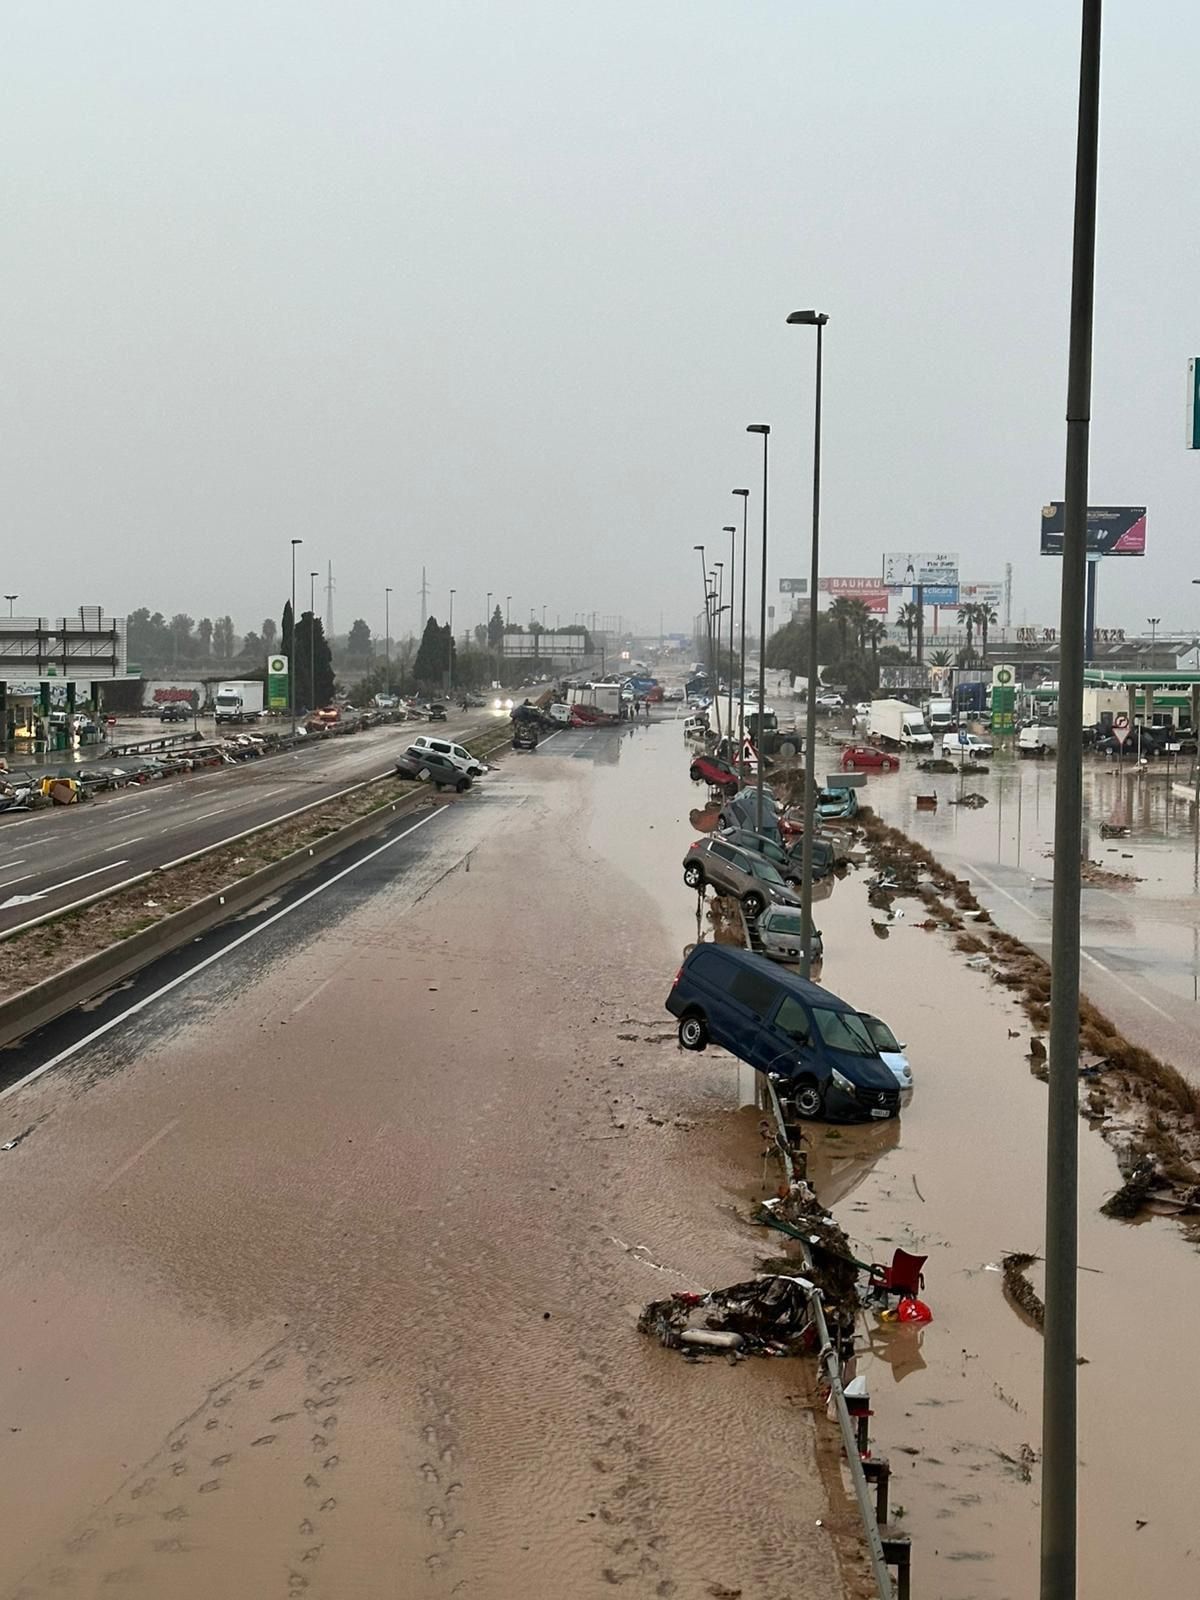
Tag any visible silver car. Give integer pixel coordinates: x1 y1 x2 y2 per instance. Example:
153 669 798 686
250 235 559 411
755 906 824 965
682 836 802 917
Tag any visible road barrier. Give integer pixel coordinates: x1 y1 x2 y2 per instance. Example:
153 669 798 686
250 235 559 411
0 720 517 1054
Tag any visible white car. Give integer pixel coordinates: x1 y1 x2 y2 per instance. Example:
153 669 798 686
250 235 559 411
942 731 994 759
662 686 685 702
854 701 872 719
859 1013 912 1090
815 690 844 710
406 735 488 778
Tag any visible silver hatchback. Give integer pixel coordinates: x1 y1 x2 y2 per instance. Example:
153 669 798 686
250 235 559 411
682 836 802 917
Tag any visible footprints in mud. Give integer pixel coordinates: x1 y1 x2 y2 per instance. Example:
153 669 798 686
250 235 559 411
10 1337 359 1598
415 1381 467 1580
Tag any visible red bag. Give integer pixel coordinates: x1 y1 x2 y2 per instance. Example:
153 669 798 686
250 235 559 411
897 1296 933 1324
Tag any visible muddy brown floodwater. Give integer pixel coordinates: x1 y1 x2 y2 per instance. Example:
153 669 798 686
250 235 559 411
0 721 873 1600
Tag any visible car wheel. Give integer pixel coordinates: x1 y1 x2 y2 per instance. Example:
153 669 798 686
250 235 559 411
885 758 897 771
689 765 702 781
678 1013 708 1051
743 891 765 918
455 777 469 792
779 739 797 758
793 1079 824 1119
683 862 704 890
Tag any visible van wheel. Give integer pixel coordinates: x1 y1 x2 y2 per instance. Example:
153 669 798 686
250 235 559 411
678 1013 708 1051
743 891 765 918
793 1079 824 1119
683 863 704 890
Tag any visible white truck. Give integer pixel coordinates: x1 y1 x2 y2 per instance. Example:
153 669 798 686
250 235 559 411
925 697 954 736
1018 723 1058 758
214 680 265 725
868 698 934 751
567 682 622 724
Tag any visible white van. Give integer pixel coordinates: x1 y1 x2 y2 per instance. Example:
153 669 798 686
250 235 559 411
406 735 487 779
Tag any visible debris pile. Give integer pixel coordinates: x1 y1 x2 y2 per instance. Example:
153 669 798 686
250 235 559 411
638 1275 816 1358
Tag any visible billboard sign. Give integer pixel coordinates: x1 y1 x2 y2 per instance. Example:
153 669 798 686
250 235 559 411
267 654 289 711
1040 503 1146 556
818 578 890 613
959 581 1004 607
922 585 959 606
779 577 808 595
882 551 959 587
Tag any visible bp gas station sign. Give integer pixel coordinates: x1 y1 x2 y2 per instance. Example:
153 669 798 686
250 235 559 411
991 664 1016 735
267 654 289 712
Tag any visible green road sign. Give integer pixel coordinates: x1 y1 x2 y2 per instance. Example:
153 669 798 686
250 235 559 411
1190 358 1200 450
267 654 289 712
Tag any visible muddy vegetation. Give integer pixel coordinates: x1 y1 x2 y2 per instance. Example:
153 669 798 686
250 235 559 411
858 807 1200 1226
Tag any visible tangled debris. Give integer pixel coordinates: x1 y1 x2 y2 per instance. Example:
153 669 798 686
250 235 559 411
1001 1252 1044 1330
638 1275 816 1358
949 792 988 808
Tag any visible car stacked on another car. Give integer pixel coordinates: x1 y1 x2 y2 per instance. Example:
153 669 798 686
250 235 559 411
682 836 802 918
407 735 487 779
689 752 740 792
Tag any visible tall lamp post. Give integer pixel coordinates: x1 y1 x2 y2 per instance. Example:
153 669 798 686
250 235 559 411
385 586 393 695
724 526 737 752
693 546 715 726
3 596 16 618
746 426 770 832
448 589 456 695
309 571 319 713
787 309 829 979
1148 616 1160 655
712 562 724 741
733 490 749 778
289 539 302 734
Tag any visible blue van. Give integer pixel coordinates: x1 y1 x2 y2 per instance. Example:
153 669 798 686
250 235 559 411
665 944 900 1122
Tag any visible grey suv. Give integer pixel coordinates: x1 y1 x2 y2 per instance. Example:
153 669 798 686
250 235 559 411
720 826 835 883
682 836 802 917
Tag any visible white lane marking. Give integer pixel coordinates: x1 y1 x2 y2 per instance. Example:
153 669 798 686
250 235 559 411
157 777 377 870
967 864 1174 1021
96 1118 181 1194
104 837 143 851
0 875 154 941
252 786 287 799
192 807 228 821
0 807 448 1103
0 873 35 890
290 975 336 1015
41 862 130 895
0 860 25 872
0 820 34 831
117 807 151 819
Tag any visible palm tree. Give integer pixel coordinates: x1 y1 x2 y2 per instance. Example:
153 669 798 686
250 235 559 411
846 598 871 652
863 617 888 669
828 596 854 658
976 603 998 664
928 648 952 668
956 603 977 657
898 602 920 657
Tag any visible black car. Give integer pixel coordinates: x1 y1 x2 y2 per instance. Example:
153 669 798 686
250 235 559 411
427 703 448 722
395 749 472 792
159 703 191 722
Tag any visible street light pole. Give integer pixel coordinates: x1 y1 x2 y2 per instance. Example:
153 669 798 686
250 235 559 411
3 596 16 618
747 425 770 834
1148 616 1160 654
289 539 302 734
1043 7 1101 1596
309 571 319 713
787 309 830 979
385 586 393 695
712 562 724 742
733 490 749 779
448 589 456 695
724 526 737 750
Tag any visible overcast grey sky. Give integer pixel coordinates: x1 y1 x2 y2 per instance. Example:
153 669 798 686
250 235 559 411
6 3 1199 642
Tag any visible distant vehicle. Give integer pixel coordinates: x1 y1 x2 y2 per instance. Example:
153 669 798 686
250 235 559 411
925 697 954 735
493 695 515 711
689 753 740 792
407 735 486 778
682 836 801 918
755 907 824 965
214 681 264 724
396 748 472 791
664 946 901 1121
853 701 872 719
858 1013 912 1091
943 731 994 759
744 705 800 758
815 690 844 711
1018 723 1058 758
662 686 685 702
427 703 448 722
718 789 781 842
868 698 934 751
718 826 804 886
373 693 399 709
159 702 191 723
841 744 898 772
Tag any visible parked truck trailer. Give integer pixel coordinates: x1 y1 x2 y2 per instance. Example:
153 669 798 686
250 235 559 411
214 680 265 724
868 698 934 751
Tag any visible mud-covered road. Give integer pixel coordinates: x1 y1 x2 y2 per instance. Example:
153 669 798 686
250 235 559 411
0 720 870 1600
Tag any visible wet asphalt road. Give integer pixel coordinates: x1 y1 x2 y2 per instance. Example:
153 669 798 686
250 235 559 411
0 718 867 1600
0 713 500 936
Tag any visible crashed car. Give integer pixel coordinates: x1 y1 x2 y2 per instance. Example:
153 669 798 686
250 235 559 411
394 749 473 792
816 785 859 820
689 753 740 792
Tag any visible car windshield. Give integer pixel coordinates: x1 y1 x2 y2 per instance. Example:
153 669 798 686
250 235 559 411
767 914 804 935
812 1007 877 1056
861 1014 901 1053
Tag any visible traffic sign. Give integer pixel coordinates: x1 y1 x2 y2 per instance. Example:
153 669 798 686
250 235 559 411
1113 712 1131 746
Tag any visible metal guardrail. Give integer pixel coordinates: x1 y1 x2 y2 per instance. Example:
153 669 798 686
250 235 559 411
760 1073 895 1599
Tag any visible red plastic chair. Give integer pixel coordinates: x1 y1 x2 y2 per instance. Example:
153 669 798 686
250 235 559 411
867 1249 927 1304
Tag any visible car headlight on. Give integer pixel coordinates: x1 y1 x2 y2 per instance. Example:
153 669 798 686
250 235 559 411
493 697 502 709
831 1068 857 1096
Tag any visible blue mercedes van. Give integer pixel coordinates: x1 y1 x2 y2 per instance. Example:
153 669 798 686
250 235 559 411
665 944 900 1122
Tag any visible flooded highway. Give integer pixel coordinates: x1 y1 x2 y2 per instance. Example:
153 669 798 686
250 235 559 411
0 721 871 1600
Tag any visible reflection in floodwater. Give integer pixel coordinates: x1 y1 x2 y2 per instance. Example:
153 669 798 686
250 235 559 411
804 1117 902 1209
863 1322 927 1383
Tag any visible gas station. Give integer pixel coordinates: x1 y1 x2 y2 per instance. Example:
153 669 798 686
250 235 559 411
0 610 131 754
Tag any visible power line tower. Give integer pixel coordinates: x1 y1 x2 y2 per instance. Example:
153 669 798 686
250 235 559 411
419 565 430 633
324 561 335 641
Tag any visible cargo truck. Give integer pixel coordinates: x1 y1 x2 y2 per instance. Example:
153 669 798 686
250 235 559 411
868 698 934 751
214 680 265 724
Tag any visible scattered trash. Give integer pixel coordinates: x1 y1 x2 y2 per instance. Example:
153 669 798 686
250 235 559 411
1002 1251 1044 1330
638 1275 817 1357
1100 822 1131 839
949 792 988 808
915 793 938 810
1101 1154 1158 1219
0 1125 35 1151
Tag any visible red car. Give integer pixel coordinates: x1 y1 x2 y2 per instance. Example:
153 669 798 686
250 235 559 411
689 753 740 791
841 744 899 772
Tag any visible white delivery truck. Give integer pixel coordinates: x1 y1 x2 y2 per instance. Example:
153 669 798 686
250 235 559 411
925 697 954 736
214 680 265 725
868 698 934 751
